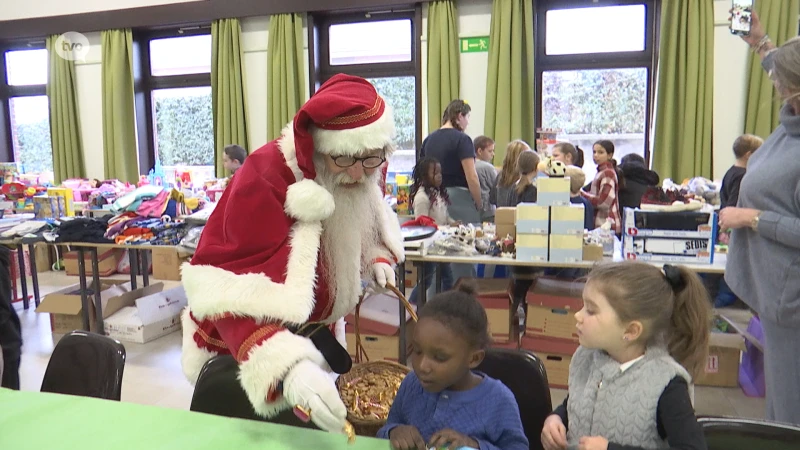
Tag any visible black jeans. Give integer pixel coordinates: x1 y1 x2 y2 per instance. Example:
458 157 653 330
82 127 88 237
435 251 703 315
0 247 22 390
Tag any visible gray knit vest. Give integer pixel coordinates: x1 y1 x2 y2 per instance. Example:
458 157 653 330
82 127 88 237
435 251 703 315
566 346 691 449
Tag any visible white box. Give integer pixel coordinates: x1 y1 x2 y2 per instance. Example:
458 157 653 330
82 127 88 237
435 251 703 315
623 235 713 264
623 207 716 238
104 286 188 343
550 204 586 235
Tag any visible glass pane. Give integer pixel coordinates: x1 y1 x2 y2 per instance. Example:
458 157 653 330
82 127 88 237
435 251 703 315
149 35 212 76
5 49 48 86
330 20 412 65
366 76 416 176
152 87 214 176
546 5 646 55
9 96 53 175
541 68 648 181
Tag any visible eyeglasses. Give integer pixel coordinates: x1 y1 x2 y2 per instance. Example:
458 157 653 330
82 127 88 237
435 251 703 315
333 153 386 169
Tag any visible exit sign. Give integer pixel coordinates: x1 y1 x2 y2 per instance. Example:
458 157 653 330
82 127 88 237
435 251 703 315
459 36 489 53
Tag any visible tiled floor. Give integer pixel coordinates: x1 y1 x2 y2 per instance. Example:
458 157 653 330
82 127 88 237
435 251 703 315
12 271 766 419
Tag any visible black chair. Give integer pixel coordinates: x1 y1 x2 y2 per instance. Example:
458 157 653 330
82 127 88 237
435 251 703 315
40 331 126 400
190 355 317 429
477 347 552 450
699 416 800 450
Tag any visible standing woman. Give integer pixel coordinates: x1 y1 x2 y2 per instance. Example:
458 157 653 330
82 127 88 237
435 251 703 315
581 140 623 235
720 12 800 425
420 100 482 224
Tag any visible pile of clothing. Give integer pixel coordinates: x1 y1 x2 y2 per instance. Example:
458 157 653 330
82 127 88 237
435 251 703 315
105 213 186 245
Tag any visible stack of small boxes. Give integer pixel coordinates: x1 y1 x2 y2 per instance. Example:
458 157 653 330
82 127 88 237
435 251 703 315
514 176 586 263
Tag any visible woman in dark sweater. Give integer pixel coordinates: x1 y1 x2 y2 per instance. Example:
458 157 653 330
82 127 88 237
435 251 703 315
618 154 660 210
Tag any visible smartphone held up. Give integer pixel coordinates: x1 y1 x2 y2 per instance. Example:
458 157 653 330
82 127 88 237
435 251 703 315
730 0 754 36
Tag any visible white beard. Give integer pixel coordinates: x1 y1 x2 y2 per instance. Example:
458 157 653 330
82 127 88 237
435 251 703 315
314 156 383 321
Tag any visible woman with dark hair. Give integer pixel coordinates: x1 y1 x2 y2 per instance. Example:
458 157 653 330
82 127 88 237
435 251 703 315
581 140 623 234
618 154 660 209
420 100 482 225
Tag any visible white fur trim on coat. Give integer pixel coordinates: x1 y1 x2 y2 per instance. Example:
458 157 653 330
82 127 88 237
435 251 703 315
238 330 327 418
285 179 335 222
310 104 396 157
182 221 323 324
278 124 303 182
181 308 219 384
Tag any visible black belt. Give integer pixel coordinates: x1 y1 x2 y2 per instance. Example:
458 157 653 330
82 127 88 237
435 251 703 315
288 322 352 375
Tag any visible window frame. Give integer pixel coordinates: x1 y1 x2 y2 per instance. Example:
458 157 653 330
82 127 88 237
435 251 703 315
134 26 212 175
310 6 423 159
0 41 50 168
534 0 658 164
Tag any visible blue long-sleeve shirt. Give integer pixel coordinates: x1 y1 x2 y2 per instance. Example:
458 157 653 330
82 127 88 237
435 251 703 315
377 371 528 450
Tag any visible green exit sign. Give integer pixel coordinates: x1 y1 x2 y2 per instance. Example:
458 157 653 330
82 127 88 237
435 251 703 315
460 36 489 53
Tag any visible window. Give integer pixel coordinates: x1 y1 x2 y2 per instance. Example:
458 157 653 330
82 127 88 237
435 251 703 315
136 29 214 183
1 47 54 177
312 9 422 177
535 0 656 182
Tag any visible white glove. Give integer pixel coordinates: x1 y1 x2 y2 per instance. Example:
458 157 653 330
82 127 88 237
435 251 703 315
372 261 396 288
283 359 347 433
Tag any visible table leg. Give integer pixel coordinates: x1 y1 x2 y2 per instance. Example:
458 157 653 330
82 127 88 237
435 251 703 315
90 248 105 334
140 250 150 286
27 243 40 306
435 262 443 294
417 261 427 307
129 249 139 290
398 260 407 366
17 246 29 310
77 248 90 331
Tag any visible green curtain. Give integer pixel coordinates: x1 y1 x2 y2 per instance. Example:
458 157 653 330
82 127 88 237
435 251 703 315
743 0 800 137
46 35 86 183
101 29 139 182
484 0 535 165
212 18 249 178
652 0 714 181
427 0 460 134
267 13 306 141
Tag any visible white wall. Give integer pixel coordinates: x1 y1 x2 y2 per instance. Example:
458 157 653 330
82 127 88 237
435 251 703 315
5 0 765 180
0 0 205 21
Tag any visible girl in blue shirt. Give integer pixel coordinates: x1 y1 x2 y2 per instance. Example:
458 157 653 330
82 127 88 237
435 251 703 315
377 282 528 450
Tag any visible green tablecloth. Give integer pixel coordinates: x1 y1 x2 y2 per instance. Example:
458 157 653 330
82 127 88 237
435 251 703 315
0 389 388 449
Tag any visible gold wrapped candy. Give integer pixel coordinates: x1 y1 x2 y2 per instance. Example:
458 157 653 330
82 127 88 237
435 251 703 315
339 371 405 421
344 421 356 444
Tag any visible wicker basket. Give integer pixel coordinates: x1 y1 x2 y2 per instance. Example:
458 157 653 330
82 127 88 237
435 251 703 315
337 284 417 437
337 360 411 437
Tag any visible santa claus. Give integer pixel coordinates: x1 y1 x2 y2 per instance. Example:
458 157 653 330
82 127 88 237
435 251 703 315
180 74 405 433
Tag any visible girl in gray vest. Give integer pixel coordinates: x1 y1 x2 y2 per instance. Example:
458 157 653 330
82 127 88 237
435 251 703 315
541 261 710 450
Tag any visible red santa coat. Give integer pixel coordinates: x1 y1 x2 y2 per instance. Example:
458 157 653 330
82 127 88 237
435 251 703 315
180 125 404 418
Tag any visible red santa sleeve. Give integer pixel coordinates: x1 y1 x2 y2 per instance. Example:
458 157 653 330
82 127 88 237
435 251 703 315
180 146 336 417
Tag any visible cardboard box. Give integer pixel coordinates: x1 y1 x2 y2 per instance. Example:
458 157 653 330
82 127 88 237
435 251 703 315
695 331 746 387
526 277 584 342
46 187 75 216
34 195 67 219
36 280 164 334
64 249 123 277
472 279 513 343
344 293 416 362
623 207 716 238
104 285 187 343
516 203 549 234
549 234 584 263
551 204 586 235
624 235 713 264
405 265 417 288
582 243 603 261
537 178 570 207
518 337 579 388
496 223 516 240
516 234 549 262
495 207 517 225
151 247 192 281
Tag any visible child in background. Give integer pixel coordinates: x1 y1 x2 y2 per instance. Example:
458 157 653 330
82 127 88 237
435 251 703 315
408 157 455 304
474 136 498 222
551 142 585 168
582 140 623 235
541 261 709 450
720 134 763 209
222 144 247 175
378 282 529 450
506 150 540 206
565 165 594 231
494 140 533 208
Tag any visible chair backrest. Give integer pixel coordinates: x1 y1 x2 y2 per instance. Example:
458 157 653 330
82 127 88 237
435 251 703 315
40 331 125 400
190 355 317 429
699 416 800 450
477 348 552 450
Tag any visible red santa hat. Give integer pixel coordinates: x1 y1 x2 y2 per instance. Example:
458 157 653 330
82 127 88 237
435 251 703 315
291 73 396 181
